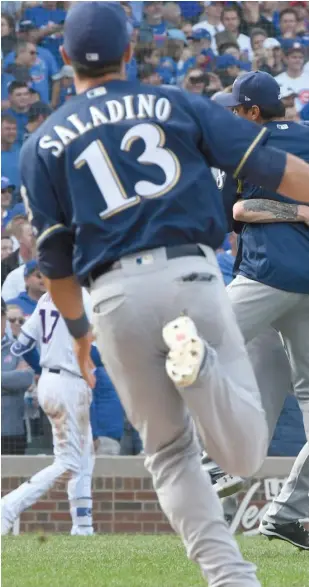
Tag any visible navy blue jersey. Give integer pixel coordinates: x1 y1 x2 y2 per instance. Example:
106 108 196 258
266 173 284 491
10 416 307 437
20 80 278 284
235 121 309 294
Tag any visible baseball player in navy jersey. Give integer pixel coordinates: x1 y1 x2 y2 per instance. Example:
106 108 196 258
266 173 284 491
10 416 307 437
1 289 95 536
17 3 309 585
216 71 309 550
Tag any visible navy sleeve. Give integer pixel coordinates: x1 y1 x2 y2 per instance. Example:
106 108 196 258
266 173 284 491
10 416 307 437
20 137 74 279
186 94 287 191
23 348 42 375
90 345 103 368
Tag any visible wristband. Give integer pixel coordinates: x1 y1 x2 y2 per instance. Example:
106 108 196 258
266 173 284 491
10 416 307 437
64 312 90 340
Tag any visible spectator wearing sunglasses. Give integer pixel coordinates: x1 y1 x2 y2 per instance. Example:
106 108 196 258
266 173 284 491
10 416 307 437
6 260 46 317
1 42 37 104
1 297 34 456
6 305 25 340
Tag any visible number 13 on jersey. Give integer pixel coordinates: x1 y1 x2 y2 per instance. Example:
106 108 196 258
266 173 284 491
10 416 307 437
74 123 181 219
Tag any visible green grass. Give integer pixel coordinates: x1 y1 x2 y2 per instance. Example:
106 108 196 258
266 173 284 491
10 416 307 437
2 534 309 587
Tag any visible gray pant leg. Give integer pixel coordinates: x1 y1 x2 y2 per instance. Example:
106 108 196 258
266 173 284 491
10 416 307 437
264 442 309 524
228 277 309 524
246 329 291 441
275 296 309 441
90 252 262 586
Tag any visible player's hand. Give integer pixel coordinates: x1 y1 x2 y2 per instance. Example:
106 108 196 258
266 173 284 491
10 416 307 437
74 331 96 389
298 205 309 226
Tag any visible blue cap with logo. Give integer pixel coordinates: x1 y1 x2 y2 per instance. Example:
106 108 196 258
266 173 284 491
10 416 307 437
216 71 282 108
63 1 130 68
24 260 38 278
189 29 212 41
1 176 15 190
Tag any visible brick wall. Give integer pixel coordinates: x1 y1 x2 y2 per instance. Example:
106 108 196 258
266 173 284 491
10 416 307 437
2 476 173 534
2 456 306 535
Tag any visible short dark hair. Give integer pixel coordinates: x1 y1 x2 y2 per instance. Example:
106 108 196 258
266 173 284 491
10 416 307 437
222 5 241 18
279 8 297 21
1 113 17 126
71 59 122 79
242 102 286 121
8 81 29 95
219 42 240 55
135 43 158 65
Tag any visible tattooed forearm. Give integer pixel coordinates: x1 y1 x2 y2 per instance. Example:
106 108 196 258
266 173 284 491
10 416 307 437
232 199 308 224
243 200 298 220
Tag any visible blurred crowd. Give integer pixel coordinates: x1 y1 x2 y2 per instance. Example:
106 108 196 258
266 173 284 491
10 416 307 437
1 1 308 457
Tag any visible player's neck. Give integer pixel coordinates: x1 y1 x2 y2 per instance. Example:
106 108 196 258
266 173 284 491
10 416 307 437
74 72 127 95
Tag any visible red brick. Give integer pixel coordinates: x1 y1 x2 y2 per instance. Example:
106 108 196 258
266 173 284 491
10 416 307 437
93 491 113 501
138 512 163 522
31 502 56 511
104 478 113 490
114 491 134 501
143 523 155 533
51 512 71 521
135 491 157 501
114 522 142 533
156 522 172 533
114 512 135 522
37 513 49 522
20 512 35 522
123 478 142 490
94 513 113 521
49 491 67 500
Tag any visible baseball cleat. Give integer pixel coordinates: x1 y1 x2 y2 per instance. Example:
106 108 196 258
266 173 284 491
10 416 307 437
259 520 309 551
163 316 205 388
1 501 13 536
202 452 244 498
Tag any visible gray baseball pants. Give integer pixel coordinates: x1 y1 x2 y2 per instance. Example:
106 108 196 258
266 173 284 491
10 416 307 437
90 246 267 587
228 275 309 525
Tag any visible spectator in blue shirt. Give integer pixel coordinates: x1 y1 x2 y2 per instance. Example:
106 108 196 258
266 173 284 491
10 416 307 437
140 1 168 45
23 1 66 67
1 42 36 104
2 82 30 146
4 20 59 104
1 114 21 188
90 366 125 455
6 260 46 317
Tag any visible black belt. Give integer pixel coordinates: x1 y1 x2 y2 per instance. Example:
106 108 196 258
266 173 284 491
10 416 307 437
89 244 205 282
48 368 82 379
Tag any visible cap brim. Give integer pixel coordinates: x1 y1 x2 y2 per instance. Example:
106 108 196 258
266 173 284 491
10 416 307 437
213 93 241 108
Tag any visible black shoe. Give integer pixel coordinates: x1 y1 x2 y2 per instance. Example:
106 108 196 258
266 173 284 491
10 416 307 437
259 519 309 551
201 452 244 498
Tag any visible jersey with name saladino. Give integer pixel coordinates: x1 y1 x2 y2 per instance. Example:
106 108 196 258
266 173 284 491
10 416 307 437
18 289 92 376
20 79 269 284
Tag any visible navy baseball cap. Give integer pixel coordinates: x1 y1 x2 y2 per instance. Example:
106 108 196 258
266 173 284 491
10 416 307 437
217 71 282 108
63 2 130 67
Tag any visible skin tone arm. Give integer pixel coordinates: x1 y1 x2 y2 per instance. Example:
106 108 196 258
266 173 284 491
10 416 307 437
233 199 309 225
43 275 95 388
